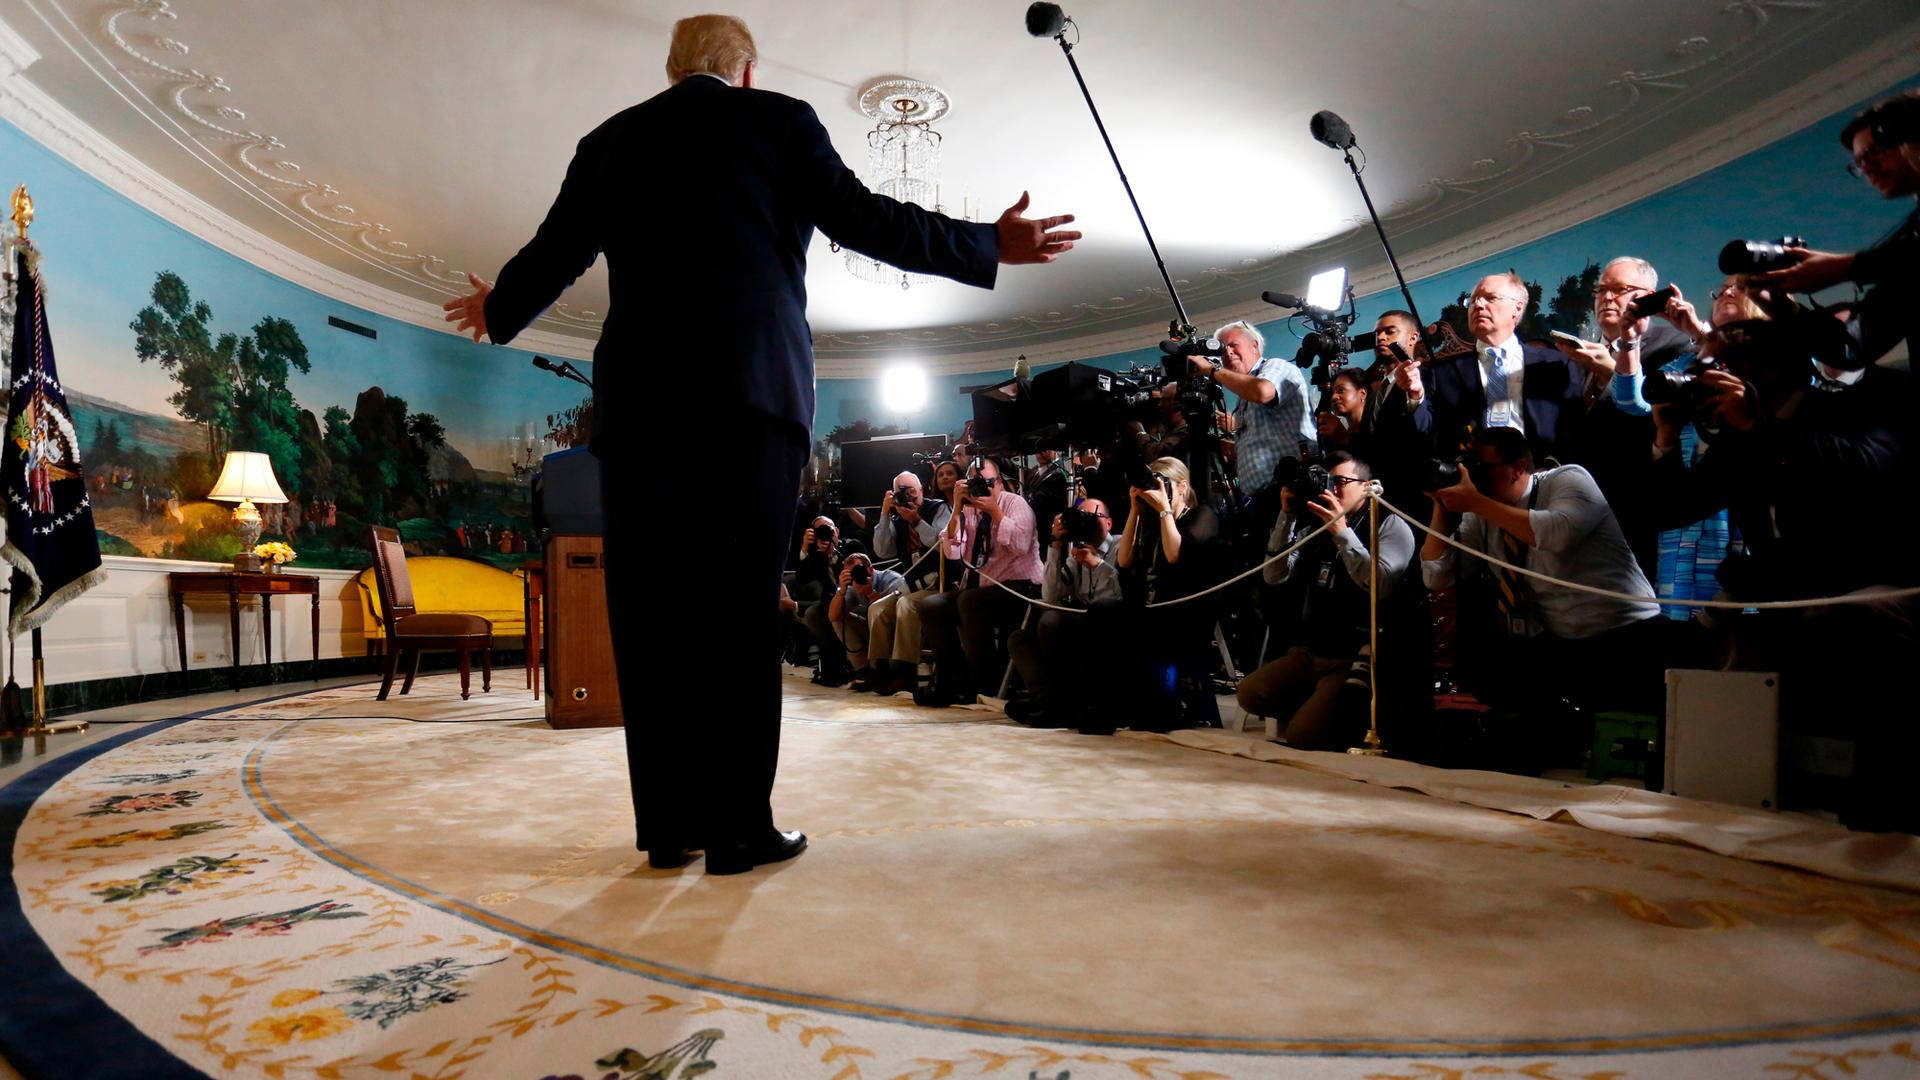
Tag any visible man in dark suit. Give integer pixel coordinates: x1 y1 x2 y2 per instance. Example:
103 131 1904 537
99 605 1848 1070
1407 272 1585 465
443 15 1079 875
1551 256 1699 579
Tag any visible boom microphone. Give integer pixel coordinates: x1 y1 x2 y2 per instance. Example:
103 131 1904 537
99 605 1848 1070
1309 110 1356 151
1025 2 1067 37
1261 290 1306 309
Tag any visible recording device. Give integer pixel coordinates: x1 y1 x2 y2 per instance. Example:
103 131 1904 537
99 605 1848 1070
1306 110 1442 370
850 561 871 586
531 355 595 390
1309 110 1357 151
1627 286 1677 320
1719 237 1808 276
1274 454 1331 507
1025 1 1068 37
1548 329 1587 345
1059 504 1105 547
965 462 995 499
1640 357 1723 412
892 484 920 510
1264 269 1359 393
814 522 836 549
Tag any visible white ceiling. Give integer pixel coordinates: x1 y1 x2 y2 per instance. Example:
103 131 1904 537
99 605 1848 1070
1 0 1917 372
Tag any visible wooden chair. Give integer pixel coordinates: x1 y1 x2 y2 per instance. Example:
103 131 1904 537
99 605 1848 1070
367 527 493 700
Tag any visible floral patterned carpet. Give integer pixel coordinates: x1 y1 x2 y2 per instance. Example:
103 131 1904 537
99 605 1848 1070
2 673 1918 1079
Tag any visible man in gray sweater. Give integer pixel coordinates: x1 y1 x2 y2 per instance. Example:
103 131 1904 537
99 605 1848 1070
1421 427 1672 728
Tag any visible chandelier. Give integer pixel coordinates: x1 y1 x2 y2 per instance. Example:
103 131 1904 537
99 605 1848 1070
833 77 974 290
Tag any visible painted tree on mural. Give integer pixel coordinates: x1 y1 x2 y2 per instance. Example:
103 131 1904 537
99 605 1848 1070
130 271 232 459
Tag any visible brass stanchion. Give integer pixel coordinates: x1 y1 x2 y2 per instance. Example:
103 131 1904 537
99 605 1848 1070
1348 485 1384 757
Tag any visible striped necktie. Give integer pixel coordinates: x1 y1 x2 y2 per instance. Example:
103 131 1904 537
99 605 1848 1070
1485 346 1510 426
1491 526 1530 634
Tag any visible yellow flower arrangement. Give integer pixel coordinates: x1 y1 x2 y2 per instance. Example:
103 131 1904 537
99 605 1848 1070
253 541 297 566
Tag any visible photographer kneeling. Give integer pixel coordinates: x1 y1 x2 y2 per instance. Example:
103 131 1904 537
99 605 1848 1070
1005 498 1121 727
1238 452 1414 750
857 471 952 693
1421 428 1672 760
816 549 904 686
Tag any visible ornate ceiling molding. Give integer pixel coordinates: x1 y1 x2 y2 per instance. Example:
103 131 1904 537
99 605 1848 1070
813 0 1865 358
0 1 1907 380
82 0 601 335
815 23 1920 377
0 7 595 360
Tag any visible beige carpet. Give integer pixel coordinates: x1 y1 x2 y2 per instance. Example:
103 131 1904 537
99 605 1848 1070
7 672 1920 1079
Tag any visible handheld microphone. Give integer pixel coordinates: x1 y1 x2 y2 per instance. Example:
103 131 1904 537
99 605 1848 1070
532 356 557 371
1160 337 1225 358
1309 110 1356 151
1025 2 1068 37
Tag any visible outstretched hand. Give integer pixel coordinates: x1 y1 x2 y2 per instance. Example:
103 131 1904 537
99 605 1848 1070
441 272 493 343
996 192 1080 265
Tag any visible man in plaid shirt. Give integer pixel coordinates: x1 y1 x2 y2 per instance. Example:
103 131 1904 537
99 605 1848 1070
1187 320 1317 516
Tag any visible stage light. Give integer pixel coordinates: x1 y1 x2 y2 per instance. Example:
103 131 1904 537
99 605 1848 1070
880 364 929 413
1307 267 1348 313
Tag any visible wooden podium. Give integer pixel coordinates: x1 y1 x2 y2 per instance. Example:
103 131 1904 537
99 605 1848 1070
542 535 623 729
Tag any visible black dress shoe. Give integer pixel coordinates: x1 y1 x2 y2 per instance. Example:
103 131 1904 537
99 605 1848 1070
706 829 808 875
647 847 695 869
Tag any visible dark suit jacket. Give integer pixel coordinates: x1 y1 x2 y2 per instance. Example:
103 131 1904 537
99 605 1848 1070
484 76 1000 436
1412 342 1585 462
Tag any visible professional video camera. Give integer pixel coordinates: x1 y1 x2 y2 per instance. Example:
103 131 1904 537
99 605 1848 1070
1262 268 1360 397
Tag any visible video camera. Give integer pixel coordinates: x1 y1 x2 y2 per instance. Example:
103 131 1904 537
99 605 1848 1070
1262 268 1360 394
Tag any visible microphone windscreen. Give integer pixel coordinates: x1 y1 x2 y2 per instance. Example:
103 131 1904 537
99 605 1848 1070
1012 355 1032 380
1309 110 1354 150
1025 2 1067 37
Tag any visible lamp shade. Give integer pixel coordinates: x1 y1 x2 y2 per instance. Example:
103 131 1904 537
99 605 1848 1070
207 451 288 504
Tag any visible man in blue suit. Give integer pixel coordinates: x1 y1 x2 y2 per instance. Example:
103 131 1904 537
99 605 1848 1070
444 15 1079 875
1407 272 1585 465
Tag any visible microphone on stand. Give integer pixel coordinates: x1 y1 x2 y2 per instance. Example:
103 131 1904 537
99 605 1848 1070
1309 110 1356 151
1025 2 1068 37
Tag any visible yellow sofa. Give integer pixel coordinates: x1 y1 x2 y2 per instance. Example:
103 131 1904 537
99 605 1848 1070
353 556 529 654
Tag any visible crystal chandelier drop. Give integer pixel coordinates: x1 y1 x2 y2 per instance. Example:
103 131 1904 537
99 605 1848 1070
834 78 973 290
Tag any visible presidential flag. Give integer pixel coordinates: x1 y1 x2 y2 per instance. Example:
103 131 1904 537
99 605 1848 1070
0 244 106 634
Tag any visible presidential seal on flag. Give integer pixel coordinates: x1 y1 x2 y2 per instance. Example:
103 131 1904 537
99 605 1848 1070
0 236 106 635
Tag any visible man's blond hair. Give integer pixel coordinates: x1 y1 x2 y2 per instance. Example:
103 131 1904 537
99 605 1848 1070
665 15 757 84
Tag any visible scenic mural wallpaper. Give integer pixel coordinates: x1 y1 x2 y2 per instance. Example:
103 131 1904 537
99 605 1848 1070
0 120 590 571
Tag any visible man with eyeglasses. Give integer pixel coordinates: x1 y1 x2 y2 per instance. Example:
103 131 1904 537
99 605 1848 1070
1240 452 1415 750
1750 89 1919 365
1421 428 1669 764
1554 257 1699 581
1408 273 1585 465
1005 498 1122 728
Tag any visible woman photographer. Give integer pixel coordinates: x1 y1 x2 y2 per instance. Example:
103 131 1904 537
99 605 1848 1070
1095 456 1226 731
1238 451 1414 750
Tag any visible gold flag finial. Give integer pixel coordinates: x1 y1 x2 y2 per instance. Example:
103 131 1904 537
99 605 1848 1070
11 184 32 239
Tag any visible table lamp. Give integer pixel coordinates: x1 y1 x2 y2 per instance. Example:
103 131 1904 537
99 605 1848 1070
207 450 287 572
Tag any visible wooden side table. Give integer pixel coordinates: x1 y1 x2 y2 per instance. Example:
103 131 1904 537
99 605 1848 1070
169 571 321 685
522 563 544 698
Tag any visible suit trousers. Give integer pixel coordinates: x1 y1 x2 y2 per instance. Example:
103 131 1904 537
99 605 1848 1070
600 414 809 850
